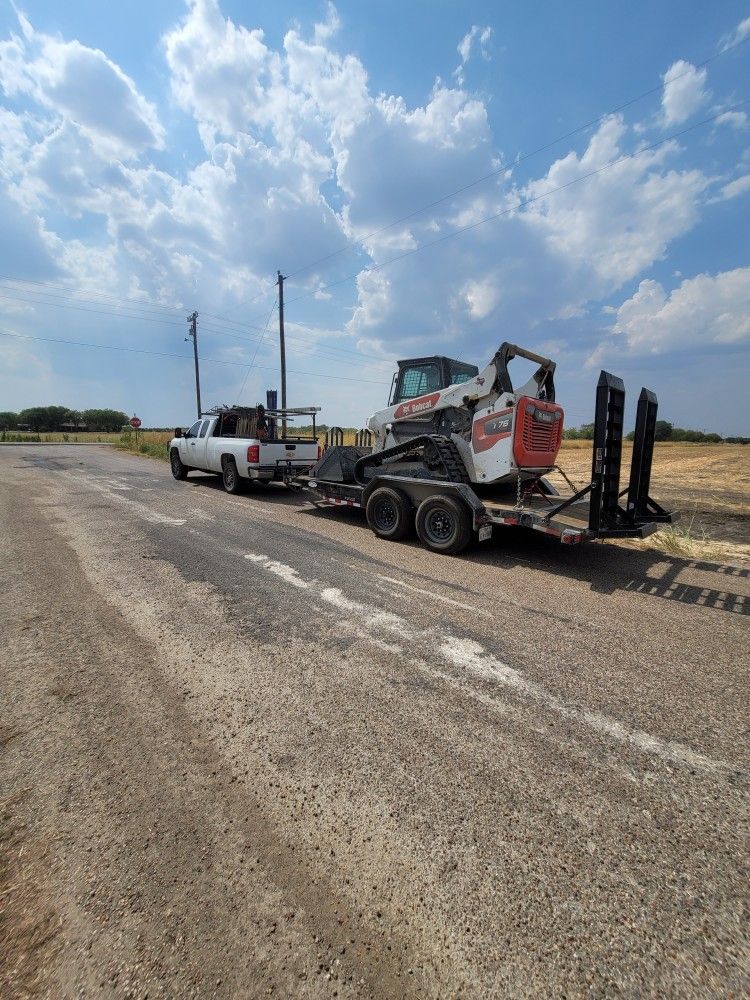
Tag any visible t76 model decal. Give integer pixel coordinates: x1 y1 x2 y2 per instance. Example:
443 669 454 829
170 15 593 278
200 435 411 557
393 392 441 420
472 407 513 453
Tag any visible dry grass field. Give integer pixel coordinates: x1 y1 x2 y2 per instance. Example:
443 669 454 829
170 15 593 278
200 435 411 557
3 431 746 560
549 441 750 561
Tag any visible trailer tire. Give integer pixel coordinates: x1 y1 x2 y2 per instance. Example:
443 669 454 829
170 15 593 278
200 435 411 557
415 494 472 555
170 449 189 480
366 486 413 541
222 457 244 494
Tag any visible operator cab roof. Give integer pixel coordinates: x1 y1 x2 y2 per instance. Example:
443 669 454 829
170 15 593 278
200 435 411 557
391 355 479 405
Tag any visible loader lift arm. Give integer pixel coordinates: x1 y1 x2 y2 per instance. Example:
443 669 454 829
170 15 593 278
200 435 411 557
492 343 556 400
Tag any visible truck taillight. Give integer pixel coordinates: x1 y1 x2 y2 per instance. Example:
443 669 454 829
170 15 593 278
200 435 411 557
317 445 322 459
247 445 260 463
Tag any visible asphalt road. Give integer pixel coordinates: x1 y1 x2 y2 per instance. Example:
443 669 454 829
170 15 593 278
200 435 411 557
1 445 748 999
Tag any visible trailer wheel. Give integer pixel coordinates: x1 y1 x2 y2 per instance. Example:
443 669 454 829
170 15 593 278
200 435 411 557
366 486 413 541
170 449 189 480
222 458 244 494
415 495 472 555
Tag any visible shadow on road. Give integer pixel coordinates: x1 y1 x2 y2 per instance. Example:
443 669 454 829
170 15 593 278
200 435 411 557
185 474 748 617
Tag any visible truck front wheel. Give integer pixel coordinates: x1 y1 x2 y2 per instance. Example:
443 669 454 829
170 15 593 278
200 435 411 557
222 458 244 494
415 495 472 555
366 486 413 541
170 449 189 480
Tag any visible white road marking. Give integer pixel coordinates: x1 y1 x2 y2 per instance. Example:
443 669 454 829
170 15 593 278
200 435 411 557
244 553 310 589
375 573 490 617
245 549 731 774
440 638 724 773
320 587 415 640
72 473 186 525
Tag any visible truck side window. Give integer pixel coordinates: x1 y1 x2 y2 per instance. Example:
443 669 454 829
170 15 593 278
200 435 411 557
186 421 201 438
199 420 210 438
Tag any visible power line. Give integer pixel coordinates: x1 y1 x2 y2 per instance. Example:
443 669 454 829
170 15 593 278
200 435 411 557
0 272 276 326
0 276 393 362
0 280 275 336
283 34 750 282
282 100 750 309
0 329 391 385
235 296 277 402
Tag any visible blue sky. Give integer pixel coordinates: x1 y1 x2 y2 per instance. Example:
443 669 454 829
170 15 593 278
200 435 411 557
0 0 748 432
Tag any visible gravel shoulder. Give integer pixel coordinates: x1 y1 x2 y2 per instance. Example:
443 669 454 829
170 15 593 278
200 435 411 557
1 446 748 998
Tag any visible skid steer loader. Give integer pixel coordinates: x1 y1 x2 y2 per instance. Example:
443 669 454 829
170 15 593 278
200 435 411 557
297 343 674 555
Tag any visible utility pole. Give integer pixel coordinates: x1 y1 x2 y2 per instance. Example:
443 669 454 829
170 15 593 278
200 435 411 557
186 311 201 419
277 271 287 436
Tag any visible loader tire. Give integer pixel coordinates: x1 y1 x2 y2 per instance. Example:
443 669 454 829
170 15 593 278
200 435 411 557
415 494 472 555
366 486 413 541
222 458 244 495
170 449 189 480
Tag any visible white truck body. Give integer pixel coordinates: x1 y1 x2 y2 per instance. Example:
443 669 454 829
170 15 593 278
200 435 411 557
170 415 319 483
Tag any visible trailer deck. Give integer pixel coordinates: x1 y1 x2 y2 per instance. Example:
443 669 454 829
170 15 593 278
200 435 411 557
294 370 674 555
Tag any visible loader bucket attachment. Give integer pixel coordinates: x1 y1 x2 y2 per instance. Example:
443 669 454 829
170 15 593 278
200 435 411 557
311 445 370 484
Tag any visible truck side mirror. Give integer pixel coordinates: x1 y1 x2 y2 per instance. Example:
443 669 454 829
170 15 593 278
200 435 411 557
174 427 183 438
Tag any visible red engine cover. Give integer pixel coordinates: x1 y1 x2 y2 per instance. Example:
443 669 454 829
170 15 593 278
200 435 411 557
513 396 564 468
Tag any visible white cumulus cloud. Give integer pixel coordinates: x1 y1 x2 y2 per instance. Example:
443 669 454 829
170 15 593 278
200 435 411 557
454 25 492 85
0 15 164 156
608 268 750 354
720 15 750 52
660 60 709 125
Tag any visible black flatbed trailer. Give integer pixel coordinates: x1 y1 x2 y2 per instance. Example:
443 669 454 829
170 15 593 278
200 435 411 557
293 371 675 555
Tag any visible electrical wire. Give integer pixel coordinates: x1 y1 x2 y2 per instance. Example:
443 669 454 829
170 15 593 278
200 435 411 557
0 329 390 385
0 277 393 362
235 296 277 402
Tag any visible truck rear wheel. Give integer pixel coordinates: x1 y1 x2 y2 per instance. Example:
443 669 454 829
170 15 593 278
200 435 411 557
415 494 472 555
170 449 188 480
366 486 413 541
222 458 244 494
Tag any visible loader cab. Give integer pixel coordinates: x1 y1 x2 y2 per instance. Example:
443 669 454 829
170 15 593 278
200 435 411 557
389 356 479 406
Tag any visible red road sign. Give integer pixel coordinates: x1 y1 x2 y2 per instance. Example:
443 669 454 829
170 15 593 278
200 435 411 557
130 416 142 428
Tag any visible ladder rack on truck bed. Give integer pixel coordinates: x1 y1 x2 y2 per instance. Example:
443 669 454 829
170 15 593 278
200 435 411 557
293 370 675 555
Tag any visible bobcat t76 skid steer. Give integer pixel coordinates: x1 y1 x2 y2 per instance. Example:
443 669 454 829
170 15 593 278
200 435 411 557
297 343 674 555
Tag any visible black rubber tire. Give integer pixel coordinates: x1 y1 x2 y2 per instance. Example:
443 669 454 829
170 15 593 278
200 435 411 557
415 494 473 555
170 448 188 480
366 486 413 541
222 458 244 494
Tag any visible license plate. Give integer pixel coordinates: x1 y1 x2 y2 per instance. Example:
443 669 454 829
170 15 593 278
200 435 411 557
478 525 492 542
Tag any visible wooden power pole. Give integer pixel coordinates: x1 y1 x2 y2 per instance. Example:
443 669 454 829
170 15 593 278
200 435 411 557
186 311 201 419
277 271 287 436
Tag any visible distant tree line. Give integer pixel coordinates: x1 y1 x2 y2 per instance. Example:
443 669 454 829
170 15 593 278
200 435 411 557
0 406 130 432
564 419 747 444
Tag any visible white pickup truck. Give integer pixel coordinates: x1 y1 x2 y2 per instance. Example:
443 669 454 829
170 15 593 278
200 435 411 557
168 405 320 494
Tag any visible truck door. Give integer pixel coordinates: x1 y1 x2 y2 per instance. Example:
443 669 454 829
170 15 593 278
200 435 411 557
182 419 203 467
189 419 212 469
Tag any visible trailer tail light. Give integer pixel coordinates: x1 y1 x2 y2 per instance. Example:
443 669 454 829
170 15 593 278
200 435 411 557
513 396 564 468
247 444 260 463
